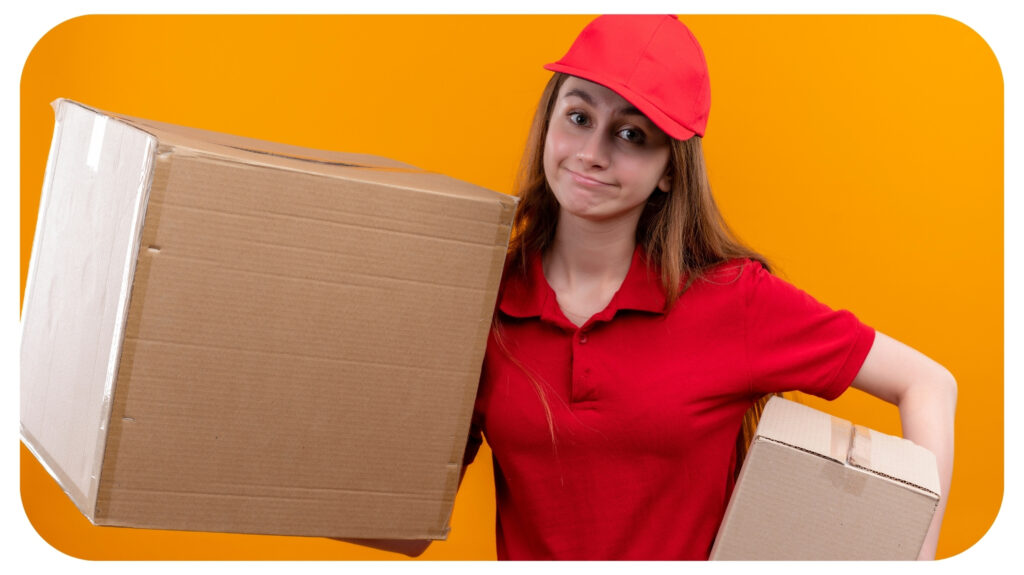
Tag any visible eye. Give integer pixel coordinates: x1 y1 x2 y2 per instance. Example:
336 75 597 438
568 111 589 127
618 127 647 145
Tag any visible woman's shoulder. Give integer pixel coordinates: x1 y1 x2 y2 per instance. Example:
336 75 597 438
695 257 769 287
670 258 770 310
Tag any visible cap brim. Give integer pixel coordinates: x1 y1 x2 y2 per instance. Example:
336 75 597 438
543 62 698 141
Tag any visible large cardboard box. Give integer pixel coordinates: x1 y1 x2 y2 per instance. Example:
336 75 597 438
20 99 517 539
710 396 940 560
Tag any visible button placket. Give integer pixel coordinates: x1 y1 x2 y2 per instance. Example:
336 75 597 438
570 328 596 404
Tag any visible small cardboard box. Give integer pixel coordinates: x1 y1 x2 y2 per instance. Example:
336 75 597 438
20 99 517 539
710 396 940 560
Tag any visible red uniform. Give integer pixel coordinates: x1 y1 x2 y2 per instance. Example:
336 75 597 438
466 247 875 560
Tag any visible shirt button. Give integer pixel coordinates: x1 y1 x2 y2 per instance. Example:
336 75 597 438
579 334 588 344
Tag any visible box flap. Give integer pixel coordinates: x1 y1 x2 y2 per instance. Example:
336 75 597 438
851 426 941 497
754 396 841 461
60 99 413 171
56 100 518 211
755 397 940 497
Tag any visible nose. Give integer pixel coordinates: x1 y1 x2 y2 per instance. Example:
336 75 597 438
576 129 610 169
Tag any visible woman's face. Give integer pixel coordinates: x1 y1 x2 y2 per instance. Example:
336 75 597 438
543 76 673 224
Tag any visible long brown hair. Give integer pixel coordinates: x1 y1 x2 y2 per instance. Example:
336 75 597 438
507 73 769 308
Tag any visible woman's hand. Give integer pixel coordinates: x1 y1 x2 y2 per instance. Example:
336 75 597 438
331 538 432 557
849 331 957 560
325 463 474 557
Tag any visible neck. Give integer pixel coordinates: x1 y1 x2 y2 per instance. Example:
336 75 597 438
543 209 639 289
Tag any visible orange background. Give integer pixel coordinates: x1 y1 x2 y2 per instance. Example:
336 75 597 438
19 15 1002 560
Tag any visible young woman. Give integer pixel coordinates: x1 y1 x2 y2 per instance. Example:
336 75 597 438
462 15 956 560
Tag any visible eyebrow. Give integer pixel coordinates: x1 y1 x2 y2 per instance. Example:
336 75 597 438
563 88 644 118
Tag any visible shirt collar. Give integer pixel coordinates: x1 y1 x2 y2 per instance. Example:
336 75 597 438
498 245 668 324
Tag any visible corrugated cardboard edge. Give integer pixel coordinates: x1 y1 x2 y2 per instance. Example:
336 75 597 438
848 427 942 499
99 102 438 186
97 106 158 522
755 397 941 498
105 108 417 171
433 198 517 539
707 438 769 560
50 101 397 183
66 99 516 213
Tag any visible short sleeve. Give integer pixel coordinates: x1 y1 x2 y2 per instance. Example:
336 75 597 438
744 263 875 400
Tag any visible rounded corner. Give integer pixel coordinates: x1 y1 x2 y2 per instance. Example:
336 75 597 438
933 484 1005 561
921 14 1005 87
19 483 93 562
20 442 95 562
20 14 99 90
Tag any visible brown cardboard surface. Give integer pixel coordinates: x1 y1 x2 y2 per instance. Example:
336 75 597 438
710 397 940 560
100 101 417 172
21 99 516 539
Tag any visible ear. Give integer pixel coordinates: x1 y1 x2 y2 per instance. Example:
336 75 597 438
656 171 672 193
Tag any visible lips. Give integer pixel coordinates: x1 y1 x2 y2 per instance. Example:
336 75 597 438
566 168 613 188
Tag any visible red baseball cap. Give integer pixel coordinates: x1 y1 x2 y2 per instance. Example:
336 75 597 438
544 15 711 141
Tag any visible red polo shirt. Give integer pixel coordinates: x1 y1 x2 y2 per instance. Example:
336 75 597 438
467 248 875 560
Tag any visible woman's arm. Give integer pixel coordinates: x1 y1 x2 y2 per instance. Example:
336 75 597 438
849 331 957 560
